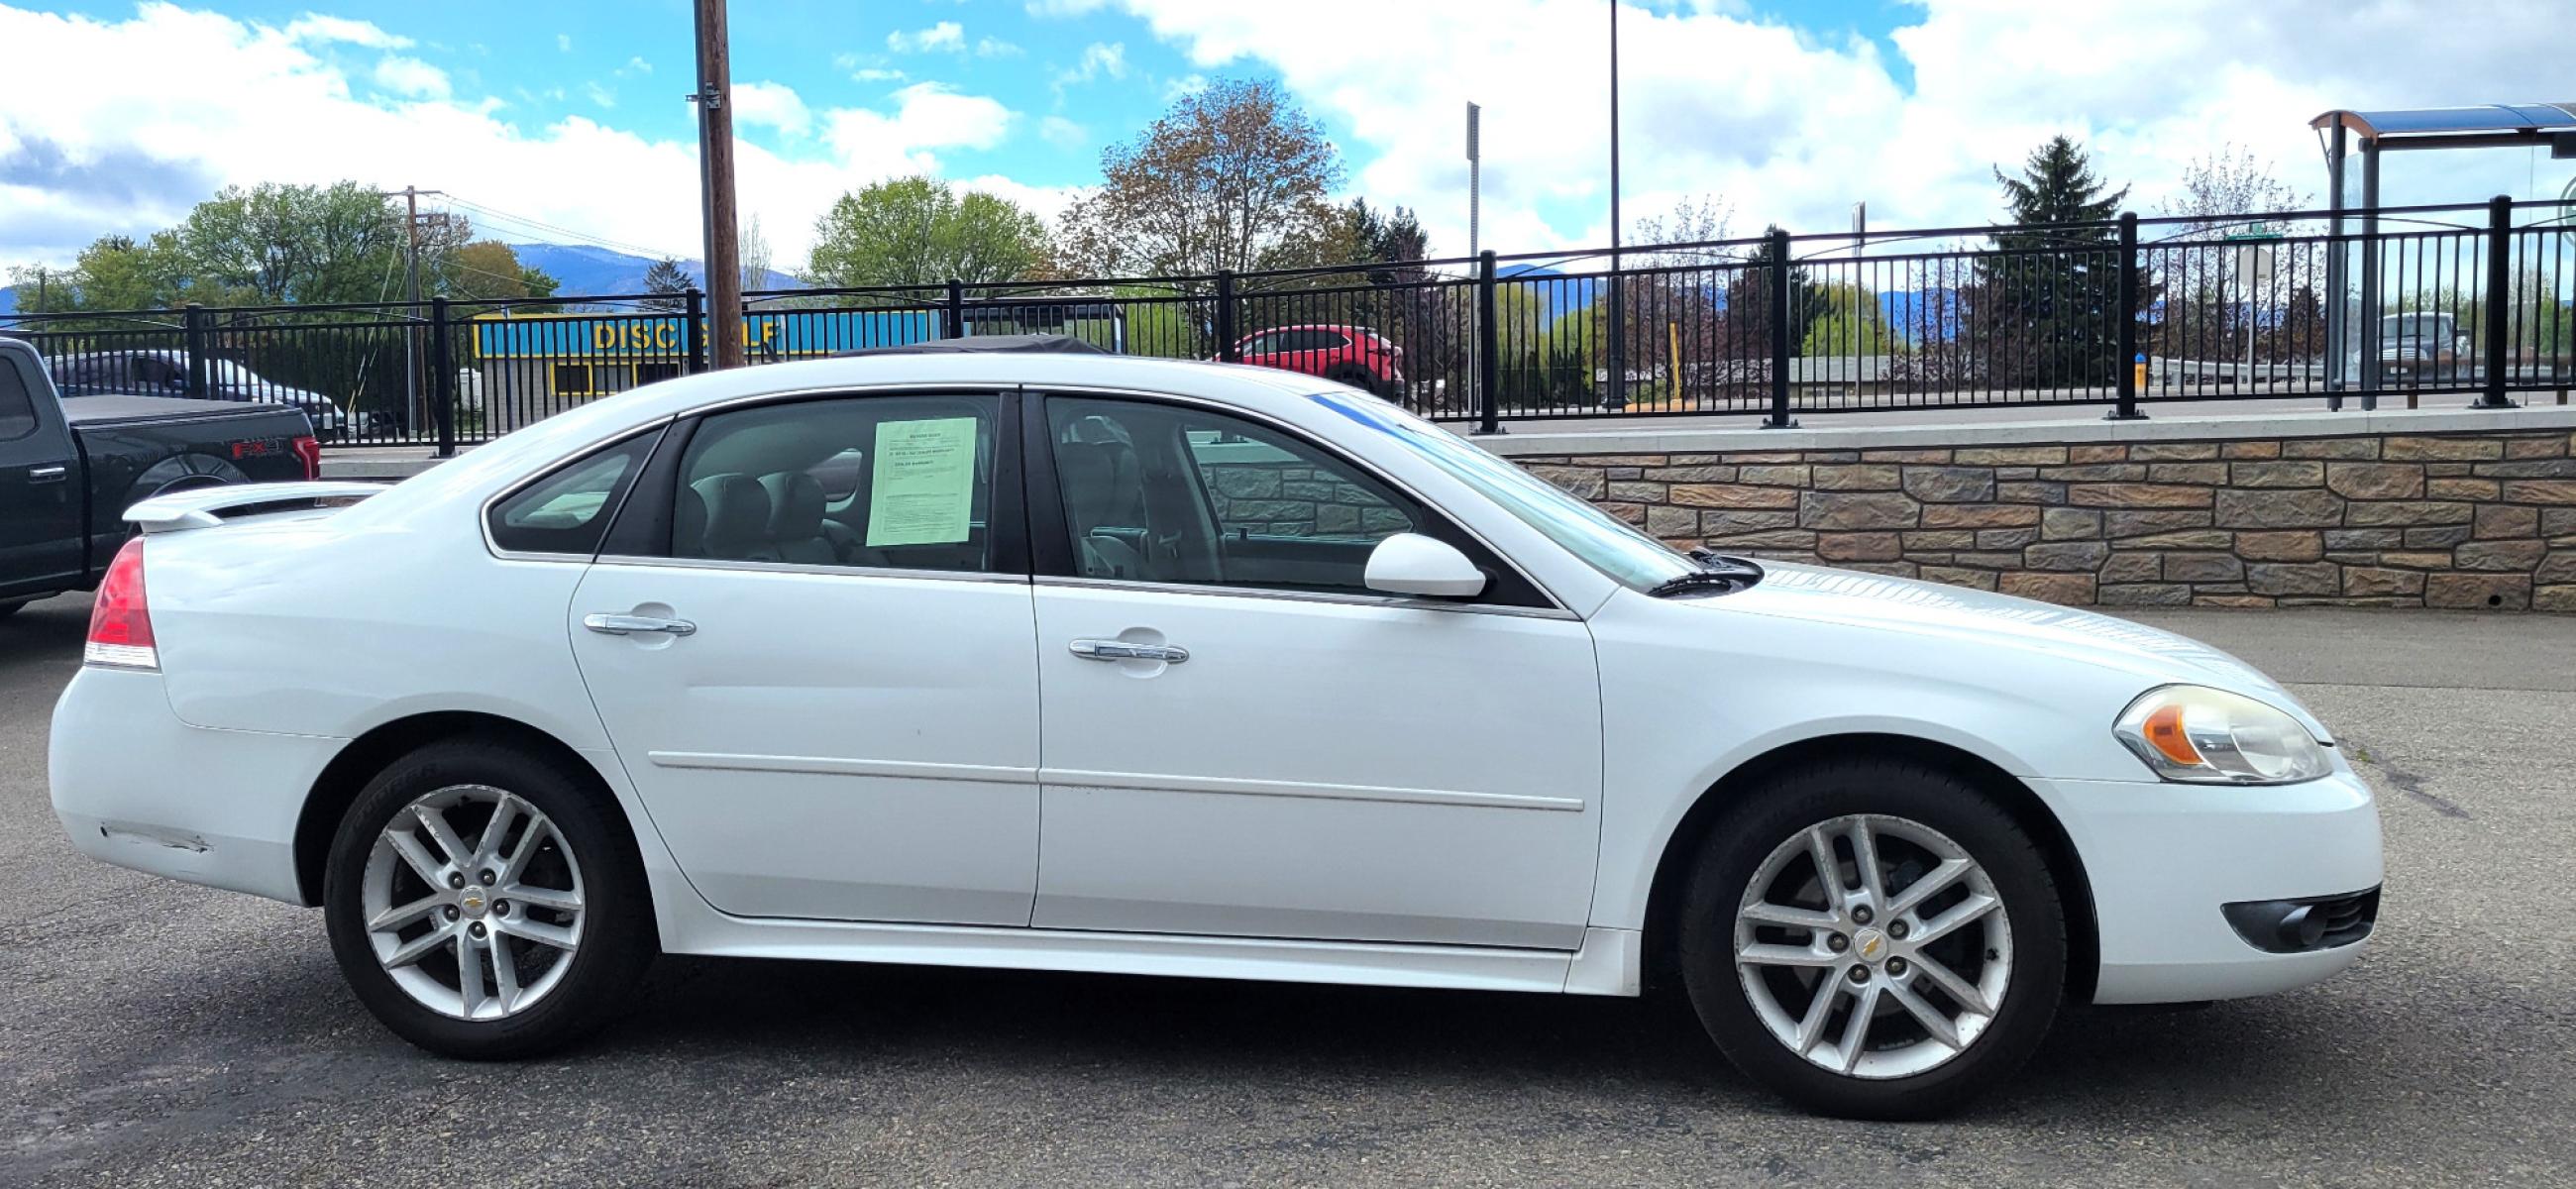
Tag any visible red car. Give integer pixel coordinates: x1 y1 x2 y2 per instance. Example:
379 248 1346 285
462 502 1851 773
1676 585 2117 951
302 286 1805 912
1229 324 1403 396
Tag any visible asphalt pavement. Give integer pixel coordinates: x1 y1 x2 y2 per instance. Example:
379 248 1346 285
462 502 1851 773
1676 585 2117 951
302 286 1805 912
3 591 2572 1187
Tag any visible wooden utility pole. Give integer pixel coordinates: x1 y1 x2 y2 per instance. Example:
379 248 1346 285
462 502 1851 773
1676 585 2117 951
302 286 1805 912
691 0 746 369
376 185 446 430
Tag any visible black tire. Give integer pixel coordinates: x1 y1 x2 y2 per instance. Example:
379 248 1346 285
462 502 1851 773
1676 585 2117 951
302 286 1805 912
323 739 655 1059
1676 759 2067 1120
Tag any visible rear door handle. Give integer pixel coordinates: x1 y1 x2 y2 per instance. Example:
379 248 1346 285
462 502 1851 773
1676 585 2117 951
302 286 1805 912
1069 638 1189 664
584 612 698 637
28 465 67 484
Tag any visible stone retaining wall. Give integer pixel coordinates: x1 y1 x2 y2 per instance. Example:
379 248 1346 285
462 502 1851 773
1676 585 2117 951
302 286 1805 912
1507 427 2576 611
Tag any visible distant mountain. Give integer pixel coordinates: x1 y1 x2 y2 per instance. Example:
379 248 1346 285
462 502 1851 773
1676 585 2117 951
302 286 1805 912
507 243 801 300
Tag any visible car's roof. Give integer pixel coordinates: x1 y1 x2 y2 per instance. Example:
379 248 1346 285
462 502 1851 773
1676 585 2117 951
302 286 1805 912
604 352 1334 423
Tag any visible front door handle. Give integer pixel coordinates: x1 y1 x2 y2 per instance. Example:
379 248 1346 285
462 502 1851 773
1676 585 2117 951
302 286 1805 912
1069 638 1189 665
584 612 698 637
28 465 67 484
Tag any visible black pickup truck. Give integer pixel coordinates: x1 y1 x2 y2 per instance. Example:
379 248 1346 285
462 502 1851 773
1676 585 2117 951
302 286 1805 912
0 337 318 616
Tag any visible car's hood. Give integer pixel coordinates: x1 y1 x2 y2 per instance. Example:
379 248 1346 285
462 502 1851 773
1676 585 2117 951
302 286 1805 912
1692 561 2326 736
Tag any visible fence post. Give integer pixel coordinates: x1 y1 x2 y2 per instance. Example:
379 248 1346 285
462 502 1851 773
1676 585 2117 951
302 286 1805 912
1475 251 1501 435
1215 270 1239 362
1763 228 1796 429
2474 194 2518 410
683 288 705 375
182 302 209 400
2108 211 2146 420
943 278 966 339
429 296 457 458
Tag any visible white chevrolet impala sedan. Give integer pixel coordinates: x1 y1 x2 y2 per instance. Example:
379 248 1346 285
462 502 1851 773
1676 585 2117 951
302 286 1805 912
51 349 2382 1118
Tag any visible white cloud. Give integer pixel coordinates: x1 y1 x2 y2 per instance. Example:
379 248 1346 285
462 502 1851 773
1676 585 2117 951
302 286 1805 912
731 80 811 138
1039 115 1086 149
823 83 1015 163
371 55 451 100
851 67 908 83
976 37 1025 58
1056 42 1127 88
957 173 1083 225
1025 0 1110 15
886 21 966 54
1160 72 1208 103
583 80 615 109
1097 0 2576 256
281 14 409 49
615 55 652 77
555 33 571 52
0 5 1031 272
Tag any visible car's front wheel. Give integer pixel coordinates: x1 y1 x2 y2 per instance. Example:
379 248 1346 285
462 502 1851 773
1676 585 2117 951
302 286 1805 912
1677 759 2067 1119
322 739 654 1058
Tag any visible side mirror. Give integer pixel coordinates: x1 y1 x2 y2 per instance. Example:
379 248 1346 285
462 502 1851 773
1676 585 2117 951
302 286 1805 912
1363 532 1486 598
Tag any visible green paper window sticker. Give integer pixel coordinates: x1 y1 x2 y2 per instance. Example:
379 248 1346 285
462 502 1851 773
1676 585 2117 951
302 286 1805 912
865 417 980 547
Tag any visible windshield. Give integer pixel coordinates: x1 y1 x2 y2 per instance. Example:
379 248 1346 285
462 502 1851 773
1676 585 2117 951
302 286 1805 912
2380 315 2449 341
1309 391 1699 591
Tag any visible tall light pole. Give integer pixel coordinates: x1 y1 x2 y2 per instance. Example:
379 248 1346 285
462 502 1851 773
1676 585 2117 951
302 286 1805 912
689 0 746 370
1466 102 1482 261
1605 0 1626 410
1466 101 1482 415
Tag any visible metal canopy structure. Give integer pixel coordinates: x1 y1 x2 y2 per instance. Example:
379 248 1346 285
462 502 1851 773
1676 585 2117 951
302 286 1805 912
2308 103 2576 409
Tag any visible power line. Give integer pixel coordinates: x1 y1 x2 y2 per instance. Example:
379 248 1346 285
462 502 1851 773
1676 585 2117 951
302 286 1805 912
436 193 694 261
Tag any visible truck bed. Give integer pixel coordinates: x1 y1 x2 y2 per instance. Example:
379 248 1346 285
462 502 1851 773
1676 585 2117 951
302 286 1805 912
60 393 306 429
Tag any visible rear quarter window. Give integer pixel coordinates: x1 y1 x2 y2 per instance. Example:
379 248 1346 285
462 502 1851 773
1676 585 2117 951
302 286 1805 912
487 430 665 556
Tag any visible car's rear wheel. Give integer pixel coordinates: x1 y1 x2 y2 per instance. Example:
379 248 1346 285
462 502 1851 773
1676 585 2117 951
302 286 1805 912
322 739 653 1058
1676 759 2067 1120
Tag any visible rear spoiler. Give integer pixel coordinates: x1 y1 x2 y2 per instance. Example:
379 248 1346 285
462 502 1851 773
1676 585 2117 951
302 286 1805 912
125 482 387 534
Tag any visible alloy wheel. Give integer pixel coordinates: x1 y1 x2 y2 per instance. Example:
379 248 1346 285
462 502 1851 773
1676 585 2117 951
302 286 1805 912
359 784 587 1022
1732 812 2013 1079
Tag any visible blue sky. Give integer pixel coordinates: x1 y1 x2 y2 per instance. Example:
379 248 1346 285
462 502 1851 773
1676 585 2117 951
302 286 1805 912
3 1 2570 275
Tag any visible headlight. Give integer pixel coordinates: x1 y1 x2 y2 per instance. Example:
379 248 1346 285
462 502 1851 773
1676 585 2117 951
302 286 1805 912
2113 686 2332 785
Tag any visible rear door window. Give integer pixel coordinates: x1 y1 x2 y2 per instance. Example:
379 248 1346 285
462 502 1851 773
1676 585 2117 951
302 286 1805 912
651 393 1010 574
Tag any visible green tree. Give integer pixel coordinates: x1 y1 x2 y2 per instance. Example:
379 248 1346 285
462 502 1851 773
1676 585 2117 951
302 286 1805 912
805 175 1047 288
640 257 693 310
1801 281 1899 357
170 181 428 306
1970 136 2139 387
1054 77 1343 277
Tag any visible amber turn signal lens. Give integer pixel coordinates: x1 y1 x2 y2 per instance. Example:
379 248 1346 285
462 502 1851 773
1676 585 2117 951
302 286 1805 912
2141 703 2200 766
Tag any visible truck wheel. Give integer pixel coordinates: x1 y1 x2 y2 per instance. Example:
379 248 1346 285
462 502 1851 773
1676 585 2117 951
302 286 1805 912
1675 758 2067 1120
133 452 249 503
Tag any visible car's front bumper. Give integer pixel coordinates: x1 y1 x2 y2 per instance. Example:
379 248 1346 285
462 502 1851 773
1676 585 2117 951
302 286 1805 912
50 665 342 905
2028 764 2383 1005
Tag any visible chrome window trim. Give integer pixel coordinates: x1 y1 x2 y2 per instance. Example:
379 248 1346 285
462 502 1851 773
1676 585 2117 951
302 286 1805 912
589 554 1031 586
1031 574 1578 621
1025 381 1575 616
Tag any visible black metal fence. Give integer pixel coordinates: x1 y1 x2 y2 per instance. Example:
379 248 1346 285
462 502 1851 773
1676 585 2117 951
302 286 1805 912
5 197 2569 451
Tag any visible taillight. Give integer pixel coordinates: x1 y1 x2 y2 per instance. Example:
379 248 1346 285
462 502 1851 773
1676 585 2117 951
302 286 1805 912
85 537 158 671
291 434 322 481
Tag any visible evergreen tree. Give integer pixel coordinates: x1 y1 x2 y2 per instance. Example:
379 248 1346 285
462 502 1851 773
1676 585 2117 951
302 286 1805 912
640 258 693 311
1971 136 2140 388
